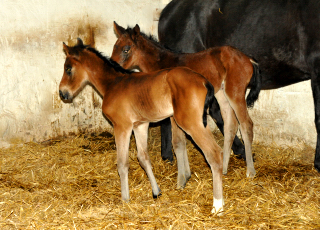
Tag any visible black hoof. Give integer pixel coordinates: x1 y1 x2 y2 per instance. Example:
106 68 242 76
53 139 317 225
153 191 162 199
233 147 246 161
161 154 174 162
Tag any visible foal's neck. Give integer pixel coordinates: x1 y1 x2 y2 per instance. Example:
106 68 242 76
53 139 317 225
140 38 180 72
84 51 125 98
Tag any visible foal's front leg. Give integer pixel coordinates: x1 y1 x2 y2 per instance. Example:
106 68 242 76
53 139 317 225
114 125 133 201
133 123 161 198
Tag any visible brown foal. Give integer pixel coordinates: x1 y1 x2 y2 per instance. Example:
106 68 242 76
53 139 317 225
111 22 262 178
59 38 224 214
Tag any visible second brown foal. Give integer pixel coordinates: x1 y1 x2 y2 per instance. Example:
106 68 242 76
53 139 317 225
111 22 262 178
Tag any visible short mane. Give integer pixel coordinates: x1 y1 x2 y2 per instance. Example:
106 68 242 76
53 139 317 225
74 43 133 74
125 27 181 53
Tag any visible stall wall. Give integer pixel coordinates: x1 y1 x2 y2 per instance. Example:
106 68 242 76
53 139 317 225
0 0 316 148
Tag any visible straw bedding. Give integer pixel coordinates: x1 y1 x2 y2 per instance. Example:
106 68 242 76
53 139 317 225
0 127 319 229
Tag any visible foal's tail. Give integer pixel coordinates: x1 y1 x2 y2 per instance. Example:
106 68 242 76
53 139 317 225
246 59 262 108
203 82 215 127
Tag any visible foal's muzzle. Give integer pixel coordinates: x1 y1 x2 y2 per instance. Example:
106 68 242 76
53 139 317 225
59 90 72 101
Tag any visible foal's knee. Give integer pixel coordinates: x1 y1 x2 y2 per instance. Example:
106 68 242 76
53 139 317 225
117 160 129 176
172 136 185 150
136 148 151 168
247 120 254 141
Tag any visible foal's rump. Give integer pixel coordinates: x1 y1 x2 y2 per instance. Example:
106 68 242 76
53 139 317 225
218 46 262 108
165 67 214 128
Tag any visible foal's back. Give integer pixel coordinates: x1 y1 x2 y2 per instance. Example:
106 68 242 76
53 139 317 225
102 67 209 123
180 46 253 91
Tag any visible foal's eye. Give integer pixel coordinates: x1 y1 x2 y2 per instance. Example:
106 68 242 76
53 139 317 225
123 46 130 54
66 67 72 76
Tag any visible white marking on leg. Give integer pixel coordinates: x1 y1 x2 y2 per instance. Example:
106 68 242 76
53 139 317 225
212 198 224 215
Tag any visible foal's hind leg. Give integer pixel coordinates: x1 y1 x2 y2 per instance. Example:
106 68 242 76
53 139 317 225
170 117 191 189
225 92 255 178
215 90 239 175
209 94 246 160
133 123 161 198
174 115 224 214
185 124 223 214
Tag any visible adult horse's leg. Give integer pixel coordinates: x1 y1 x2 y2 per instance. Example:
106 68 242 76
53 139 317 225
170 117 191 188
311 61 320 172
133 122 161 198
160 118 174 162
209 96 246 160
113 124 133 201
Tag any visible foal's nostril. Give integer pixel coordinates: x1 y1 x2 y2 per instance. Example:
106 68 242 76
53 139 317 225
59 90 64 99
59 90 69 100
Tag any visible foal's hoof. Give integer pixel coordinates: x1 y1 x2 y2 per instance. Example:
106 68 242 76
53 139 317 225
246 169 256 178
176 181 186 190
222 170 228 175
212 198 224 216
211 207 224 216
152 191 162 199
177 174 191 189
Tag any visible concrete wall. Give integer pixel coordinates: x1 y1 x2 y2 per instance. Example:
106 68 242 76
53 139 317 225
0 0 316 148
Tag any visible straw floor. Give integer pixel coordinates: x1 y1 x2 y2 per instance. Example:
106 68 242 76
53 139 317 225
0 127 319 229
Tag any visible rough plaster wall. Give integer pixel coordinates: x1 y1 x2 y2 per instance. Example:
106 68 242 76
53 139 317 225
0 0 165 147
0 0 317 149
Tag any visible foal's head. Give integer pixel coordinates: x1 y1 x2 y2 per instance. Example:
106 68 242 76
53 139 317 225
59 38 91 101
112 21 142 70
112 21 162 71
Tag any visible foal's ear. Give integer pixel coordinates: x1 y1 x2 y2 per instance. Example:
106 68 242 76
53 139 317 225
62 42 79 59
76 38 84 46
113 21 126 37
63 42 70 56
133 24 141 37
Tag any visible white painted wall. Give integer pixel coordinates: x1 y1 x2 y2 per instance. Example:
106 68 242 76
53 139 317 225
0 0 166 146
249 82 315 147
0 0 316 149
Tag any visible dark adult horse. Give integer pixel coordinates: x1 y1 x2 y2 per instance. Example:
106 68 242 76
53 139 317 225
158 0 320 172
